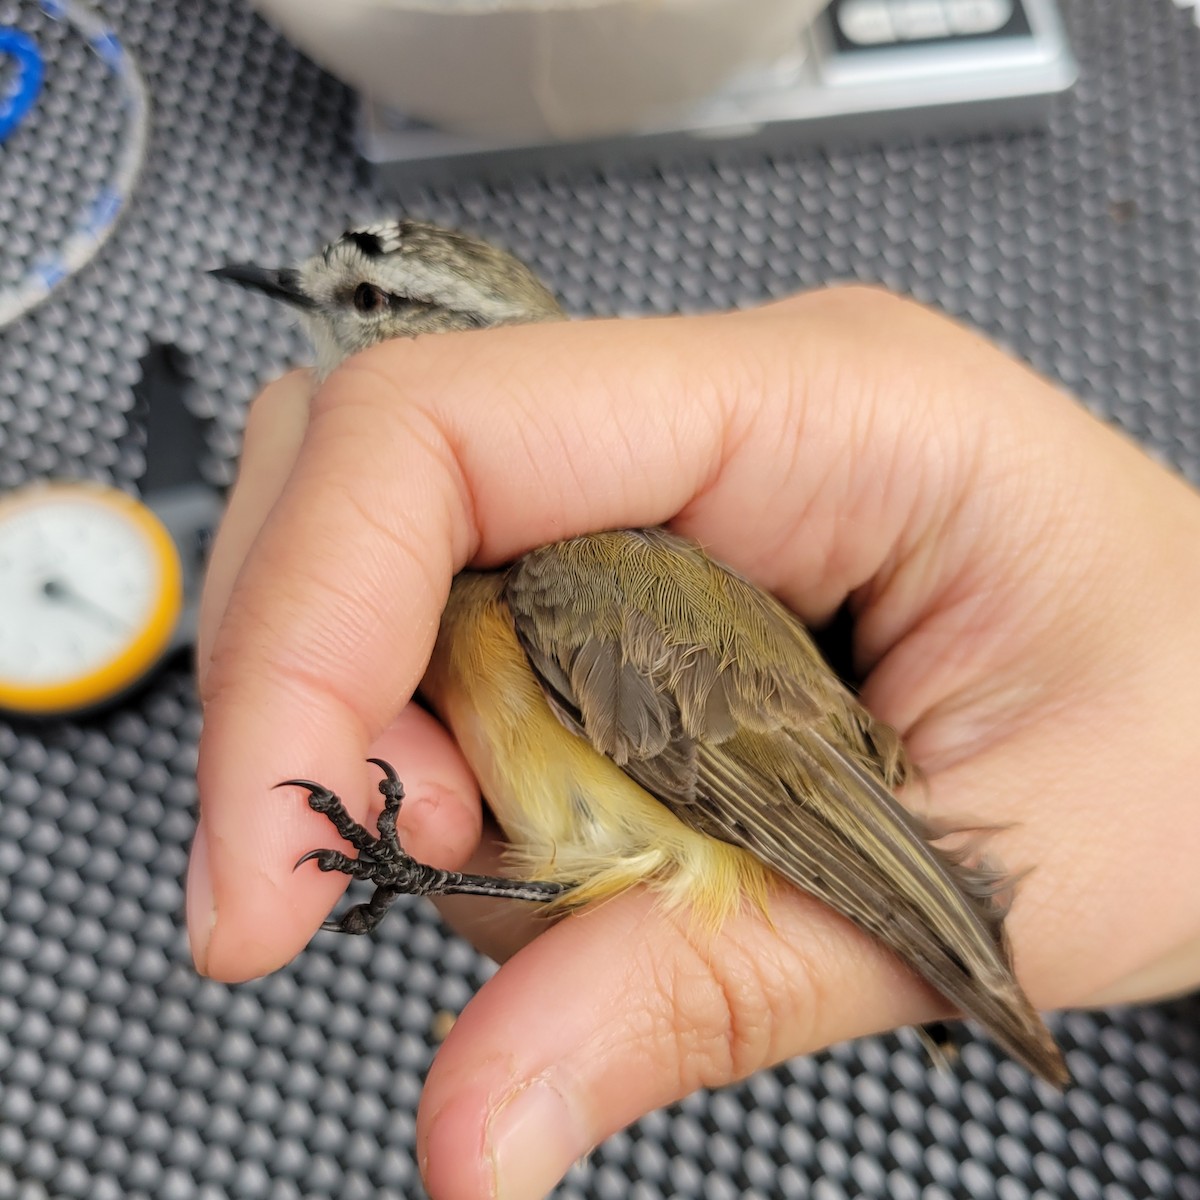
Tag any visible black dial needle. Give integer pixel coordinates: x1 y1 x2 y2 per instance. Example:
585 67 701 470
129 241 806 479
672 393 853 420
41 578 131 634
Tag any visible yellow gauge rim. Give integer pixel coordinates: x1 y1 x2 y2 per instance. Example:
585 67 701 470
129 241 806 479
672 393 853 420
0 482 184 715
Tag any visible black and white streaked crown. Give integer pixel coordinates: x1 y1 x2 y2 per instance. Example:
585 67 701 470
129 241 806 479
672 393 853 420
341 221 409 258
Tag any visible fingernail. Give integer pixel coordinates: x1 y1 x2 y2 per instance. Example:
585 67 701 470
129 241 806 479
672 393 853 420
186 819 217 974
487 1078 587 1200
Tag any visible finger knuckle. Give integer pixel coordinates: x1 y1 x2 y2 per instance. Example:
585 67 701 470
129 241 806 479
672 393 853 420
642 912 825 1092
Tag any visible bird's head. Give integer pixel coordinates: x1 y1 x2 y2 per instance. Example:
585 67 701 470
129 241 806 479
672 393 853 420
212 219 564 377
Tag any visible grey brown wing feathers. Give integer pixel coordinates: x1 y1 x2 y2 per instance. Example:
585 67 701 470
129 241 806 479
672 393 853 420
505 527 1067 1086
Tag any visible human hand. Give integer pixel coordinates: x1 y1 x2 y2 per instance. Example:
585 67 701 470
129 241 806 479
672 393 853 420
189 288 1200 1199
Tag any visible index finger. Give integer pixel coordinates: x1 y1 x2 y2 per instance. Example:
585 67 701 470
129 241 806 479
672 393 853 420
191 314 752 982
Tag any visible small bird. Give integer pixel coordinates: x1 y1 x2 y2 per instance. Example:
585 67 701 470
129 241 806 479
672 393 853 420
212 219 1067 1086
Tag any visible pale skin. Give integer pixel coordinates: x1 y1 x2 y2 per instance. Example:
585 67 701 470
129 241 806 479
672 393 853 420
190 288 1200 1200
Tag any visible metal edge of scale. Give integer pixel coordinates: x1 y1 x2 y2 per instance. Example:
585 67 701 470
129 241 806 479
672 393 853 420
356 0 1078 190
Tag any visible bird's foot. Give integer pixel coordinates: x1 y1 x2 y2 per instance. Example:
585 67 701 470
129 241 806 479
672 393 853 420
279 757 569 935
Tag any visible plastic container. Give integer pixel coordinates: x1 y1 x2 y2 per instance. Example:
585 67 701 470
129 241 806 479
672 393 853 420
250 0 827 139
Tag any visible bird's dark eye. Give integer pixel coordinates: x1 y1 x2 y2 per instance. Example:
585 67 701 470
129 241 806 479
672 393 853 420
353 283 388 314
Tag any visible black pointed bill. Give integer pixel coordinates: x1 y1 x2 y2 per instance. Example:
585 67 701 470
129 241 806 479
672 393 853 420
209 264 315 310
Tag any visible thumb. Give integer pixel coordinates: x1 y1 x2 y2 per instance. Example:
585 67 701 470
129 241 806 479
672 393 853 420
416 889 941 1200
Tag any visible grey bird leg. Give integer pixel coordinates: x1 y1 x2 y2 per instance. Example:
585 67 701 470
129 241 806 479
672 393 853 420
280 758 570 935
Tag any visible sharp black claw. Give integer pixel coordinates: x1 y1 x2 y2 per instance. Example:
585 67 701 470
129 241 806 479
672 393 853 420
275 778 325 793
366 757 400 782
294 848 327 872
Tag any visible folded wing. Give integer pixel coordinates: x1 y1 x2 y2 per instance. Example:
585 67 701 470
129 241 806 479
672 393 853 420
504 527 1066 1085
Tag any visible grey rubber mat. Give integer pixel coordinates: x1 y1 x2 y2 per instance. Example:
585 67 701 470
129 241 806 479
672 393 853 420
2 0 1199 1197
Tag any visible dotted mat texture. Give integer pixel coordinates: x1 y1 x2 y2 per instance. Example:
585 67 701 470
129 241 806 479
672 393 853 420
2 1 1200 1198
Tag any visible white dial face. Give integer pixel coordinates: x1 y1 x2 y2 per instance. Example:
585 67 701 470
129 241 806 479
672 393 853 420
0 494 163 683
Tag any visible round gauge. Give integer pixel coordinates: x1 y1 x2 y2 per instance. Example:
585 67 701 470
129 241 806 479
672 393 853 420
0 482 184 716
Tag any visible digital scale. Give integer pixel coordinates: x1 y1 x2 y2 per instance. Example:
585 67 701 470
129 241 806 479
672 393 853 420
359 0 1076 188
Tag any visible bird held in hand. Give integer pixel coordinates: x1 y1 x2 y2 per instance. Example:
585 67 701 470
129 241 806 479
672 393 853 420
212 218 1067 1087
